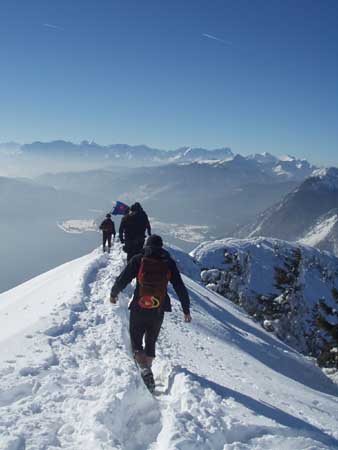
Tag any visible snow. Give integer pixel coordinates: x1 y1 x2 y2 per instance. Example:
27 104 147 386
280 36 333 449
1 243 338 449
279 155 296 162
310 168 338 192
151 219 210 244
299 214 338 247
58 220 98 234
273 165 290 177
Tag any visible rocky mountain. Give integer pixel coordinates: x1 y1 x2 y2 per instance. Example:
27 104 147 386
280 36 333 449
239 168 338 255
192 237 338 369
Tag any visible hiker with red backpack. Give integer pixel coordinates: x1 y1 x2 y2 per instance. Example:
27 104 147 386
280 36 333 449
110 234 191 392
99 214 116 253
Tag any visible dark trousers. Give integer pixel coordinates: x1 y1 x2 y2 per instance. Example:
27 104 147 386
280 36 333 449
103 232 113 249
129 306 164 357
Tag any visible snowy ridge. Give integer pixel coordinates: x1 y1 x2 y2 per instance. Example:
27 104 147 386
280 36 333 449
1 244 338 449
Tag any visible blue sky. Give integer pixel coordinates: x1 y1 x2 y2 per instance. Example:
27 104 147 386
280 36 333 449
0 0 337 164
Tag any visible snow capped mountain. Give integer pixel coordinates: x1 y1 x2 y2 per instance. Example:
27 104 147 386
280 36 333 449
171 146 234 162
1 140 316 177
239 167 338 256
204 152 315 183
1 243 338 449
192 237 338 369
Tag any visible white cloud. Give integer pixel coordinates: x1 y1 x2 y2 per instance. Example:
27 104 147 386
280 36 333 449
202 33 232 46
43 23 63 31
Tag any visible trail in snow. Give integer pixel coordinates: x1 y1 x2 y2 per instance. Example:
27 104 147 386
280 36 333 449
0 243 338 450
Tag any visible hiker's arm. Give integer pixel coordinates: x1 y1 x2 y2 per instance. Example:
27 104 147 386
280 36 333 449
118 221 125 242
112 222 116 237
110 257 139 300
170 261 191 318
146 219 151 236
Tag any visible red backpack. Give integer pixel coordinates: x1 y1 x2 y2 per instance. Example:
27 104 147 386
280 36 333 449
137 257 171 309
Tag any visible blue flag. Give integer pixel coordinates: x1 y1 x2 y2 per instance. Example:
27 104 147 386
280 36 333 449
111 201 130 215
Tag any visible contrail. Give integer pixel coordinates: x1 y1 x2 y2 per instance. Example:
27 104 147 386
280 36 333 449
202 33 232 46
43 23 63 31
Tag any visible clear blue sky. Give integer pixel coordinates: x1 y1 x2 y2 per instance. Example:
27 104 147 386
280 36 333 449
0 0 337 164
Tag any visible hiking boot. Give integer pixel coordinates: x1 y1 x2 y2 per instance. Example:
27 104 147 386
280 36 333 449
140 367 155 393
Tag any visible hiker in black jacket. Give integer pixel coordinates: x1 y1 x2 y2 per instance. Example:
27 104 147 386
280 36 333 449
99 214 116 253
119 202 151 261
110 234 191 392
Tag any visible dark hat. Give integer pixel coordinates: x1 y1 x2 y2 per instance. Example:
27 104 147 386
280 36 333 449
106 213 111 218
130 202 142 212
145 234 163 248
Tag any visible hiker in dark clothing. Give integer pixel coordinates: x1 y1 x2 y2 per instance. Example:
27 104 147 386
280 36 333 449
119 202 151 261
99 214 116 253
110 234 191 392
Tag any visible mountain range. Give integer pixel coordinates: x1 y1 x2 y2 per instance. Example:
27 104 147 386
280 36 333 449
1 140 315 176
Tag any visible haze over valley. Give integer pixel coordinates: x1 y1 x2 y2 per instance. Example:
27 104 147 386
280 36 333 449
0 140 320 293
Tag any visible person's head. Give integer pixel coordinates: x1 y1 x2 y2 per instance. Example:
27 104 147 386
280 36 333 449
130 202 142 212
145 234 163 248
106 213 111 218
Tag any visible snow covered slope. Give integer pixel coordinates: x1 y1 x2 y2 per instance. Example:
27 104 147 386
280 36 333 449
299 209 338 255
1 244 338 449
192 237 338 369
239 168 338 257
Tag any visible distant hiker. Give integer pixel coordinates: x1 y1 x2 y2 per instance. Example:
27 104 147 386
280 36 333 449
110 234 191 392
99 213 116 253
119 202 152 261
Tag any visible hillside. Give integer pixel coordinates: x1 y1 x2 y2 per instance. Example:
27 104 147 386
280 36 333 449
240 168 338 256
192 237 338 369
1 243 338 449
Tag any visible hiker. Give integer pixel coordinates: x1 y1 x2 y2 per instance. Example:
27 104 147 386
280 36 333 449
99 213 116 252
119 202 151 261
110 234 192 392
